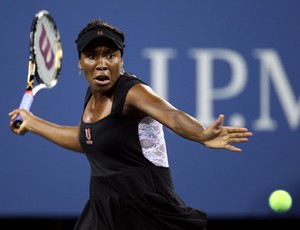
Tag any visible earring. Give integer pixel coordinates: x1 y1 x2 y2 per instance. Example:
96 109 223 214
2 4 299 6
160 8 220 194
120 66 125 75
78 68 82 78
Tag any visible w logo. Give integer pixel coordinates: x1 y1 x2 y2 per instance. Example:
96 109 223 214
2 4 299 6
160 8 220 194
39 24 55 70
85 128 93 145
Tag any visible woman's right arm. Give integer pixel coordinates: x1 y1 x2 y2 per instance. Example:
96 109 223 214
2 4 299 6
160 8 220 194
9 109 84 153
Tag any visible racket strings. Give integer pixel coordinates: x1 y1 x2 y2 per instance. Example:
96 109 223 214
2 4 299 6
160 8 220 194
34 15 62 87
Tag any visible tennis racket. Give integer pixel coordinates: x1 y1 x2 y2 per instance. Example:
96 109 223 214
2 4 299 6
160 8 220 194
13 10 63 128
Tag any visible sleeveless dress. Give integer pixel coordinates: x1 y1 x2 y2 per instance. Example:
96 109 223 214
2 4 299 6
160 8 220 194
74 73 207 230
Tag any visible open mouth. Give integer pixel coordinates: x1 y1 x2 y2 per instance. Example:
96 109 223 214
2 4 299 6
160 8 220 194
94 75 110 85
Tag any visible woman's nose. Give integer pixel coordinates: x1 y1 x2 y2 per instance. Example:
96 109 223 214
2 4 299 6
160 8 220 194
96 57 108 70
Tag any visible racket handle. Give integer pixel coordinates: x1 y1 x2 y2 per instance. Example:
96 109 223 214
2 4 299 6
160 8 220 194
13 92 34 128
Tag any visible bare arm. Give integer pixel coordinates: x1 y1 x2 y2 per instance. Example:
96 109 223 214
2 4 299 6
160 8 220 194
126 84 253 152
9 109 83 153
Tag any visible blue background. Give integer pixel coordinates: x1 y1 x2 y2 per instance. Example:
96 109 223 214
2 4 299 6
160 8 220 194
1 0 299 219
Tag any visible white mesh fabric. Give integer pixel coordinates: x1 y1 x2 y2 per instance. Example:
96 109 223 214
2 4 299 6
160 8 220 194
138 116 169 167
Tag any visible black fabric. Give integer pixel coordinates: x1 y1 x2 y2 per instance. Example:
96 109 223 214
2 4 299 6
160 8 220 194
75 73 207 229
74 167 207 230
79 73 154 176
76 27 124 53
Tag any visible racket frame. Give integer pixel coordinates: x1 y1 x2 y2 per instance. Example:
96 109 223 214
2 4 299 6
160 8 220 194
13 10 62 128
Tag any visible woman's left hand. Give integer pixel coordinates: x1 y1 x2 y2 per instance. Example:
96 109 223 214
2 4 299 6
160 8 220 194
202 114 253 152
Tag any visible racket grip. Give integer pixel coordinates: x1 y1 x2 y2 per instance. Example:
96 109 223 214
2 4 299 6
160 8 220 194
13 92 34 128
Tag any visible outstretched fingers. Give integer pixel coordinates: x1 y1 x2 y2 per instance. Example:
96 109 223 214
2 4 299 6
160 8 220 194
225 143 242 152
213 114 225 129
228 132 252 143
226 127 253 137
223 127 253 152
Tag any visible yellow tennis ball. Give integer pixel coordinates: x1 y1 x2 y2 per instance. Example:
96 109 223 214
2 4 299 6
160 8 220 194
269 190 292 213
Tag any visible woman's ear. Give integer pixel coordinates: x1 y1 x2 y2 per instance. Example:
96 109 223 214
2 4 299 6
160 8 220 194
78 61 83 78
120 59 125 75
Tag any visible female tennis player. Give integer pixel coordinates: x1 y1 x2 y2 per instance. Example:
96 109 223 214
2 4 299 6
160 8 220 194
9 19 252 230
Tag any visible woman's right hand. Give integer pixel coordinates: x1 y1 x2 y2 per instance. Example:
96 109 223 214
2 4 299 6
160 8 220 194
9 109 34 135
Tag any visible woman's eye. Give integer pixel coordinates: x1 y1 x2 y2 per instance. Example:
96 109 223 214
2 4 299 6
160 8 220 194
87 54 96 59
107 53 114 59
83 51 96 60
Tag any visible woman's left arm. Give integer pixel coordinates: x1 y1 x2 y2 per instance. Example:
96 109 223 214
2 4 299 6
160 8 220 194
126 84 252 152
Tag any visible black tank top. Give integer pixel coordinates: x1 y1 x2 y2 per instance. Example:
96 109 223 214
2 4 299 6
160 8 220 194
79 73 155 176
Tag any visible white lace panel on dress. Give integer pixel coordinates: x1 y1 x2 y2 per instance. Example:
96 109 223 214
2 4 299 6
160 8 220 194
138 116 169 167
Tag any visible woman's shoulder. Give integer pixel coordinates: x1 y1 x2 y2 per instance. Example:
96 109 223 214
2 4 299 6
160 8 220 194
119 72 146 85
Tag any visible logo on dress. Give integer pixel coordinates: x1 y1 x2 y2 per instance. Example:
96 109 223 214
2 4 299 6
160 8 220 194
85 128 93 144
